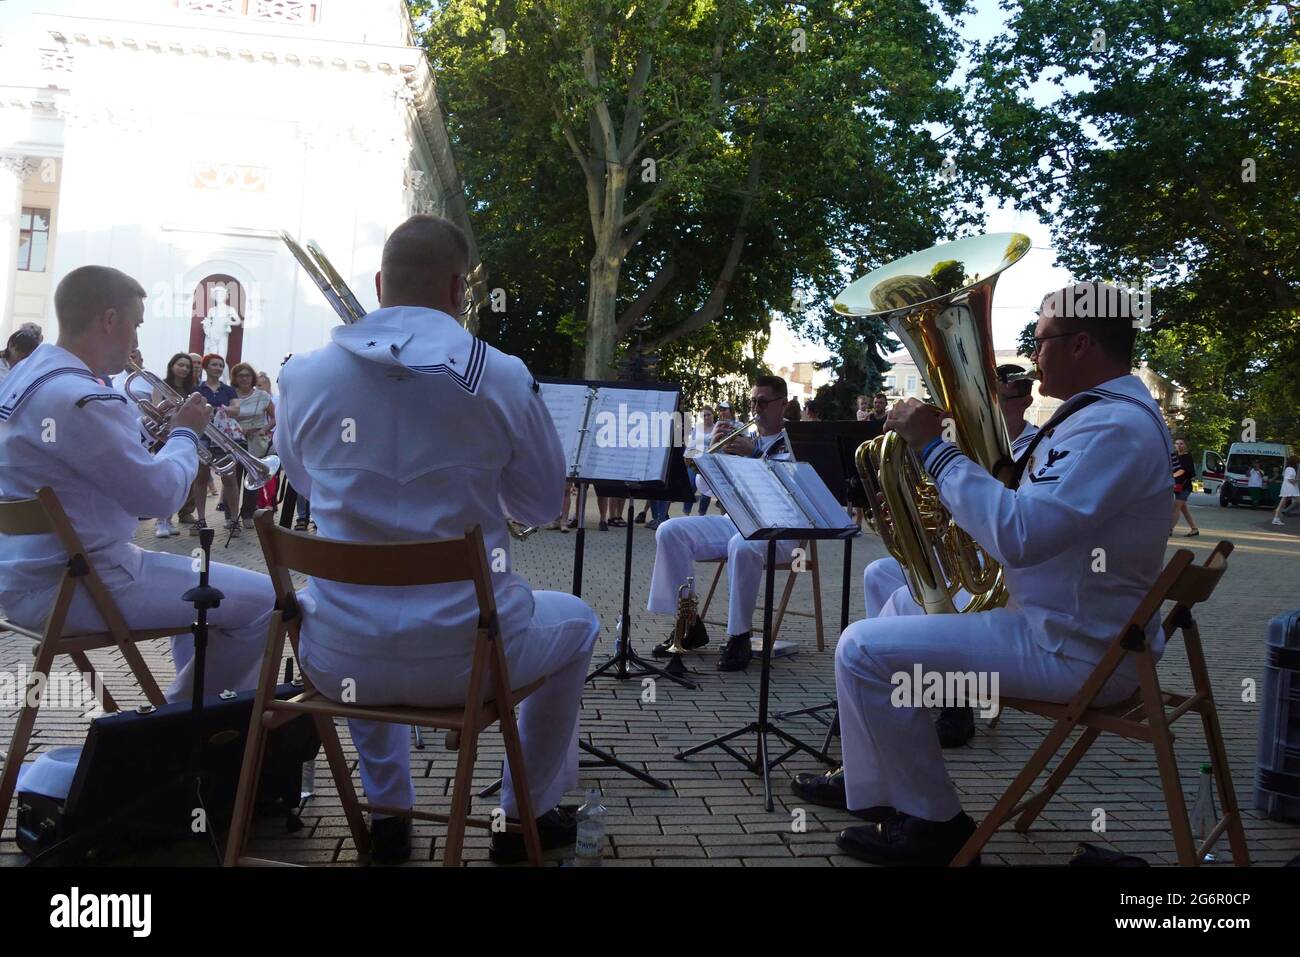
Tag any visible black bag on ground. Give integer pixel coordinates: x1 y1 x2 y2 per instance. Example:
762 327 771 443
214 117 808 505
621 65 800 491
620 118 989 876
15 682 320 865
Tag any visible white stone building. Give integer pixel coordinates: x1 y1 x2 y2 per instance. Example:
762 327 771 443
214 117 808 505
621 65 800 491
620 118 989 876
0 0 455 378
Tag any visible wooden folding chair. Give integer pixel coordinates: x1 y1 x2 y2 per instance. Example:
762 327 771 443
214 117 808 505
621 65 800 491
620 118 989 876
698 539 826 650
0 487 168 837
225 510 545 867
952 541 1250 867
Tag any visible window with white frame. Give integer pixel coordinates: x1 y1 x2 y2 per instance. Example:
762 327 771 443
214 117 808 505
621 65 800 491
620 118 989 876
18 207 51 272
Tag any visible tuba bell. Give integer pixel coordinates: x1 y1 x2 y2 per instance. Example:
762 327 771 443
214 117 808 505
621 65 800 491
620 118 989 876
834 233 1031 615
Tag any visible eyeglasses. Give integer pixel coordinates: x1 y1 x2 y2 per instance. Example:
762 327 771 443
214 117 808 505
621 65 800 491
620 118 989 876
1030 331 1078 356
749 396 778 410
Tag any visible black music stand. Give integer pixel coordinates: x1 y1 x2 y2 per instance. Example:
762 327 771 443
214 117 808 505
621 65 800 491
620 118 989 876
674 456 856 809
769 420 878 761
483 378 689 797
586 439 697 690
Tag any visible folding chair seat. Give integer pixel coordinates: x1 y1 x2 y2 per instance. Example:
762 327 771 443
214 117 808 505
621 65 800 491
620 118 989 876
224 511 544 867
698 539 826 650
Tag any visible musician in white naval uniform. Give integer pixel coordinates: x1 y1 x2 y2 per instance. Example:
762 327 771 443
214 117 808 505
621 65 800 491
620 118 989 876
792 365 1042 768
0 266 271 705
818 282 1173 866
274 214 600 865
645 375 795 672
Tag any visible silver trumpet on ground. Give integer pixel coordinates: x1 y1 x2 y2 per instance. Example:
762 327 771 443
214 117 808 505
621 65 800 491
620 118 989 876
125 363 281 491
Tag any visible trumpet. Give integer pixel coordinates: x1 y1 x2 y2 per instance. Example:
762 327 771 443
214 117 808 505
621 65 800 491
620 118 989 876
124 363 280 491
705 418 755 454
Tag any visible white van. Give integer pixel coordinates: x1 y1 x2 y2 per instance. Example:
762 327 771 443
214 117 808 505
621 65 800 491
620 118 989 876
1199 442 1292 507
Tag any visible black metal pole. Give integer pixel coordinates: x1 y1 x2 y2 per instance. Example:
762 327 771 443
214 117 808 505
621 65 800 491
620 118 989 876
571 482 587 598
181 528 224 845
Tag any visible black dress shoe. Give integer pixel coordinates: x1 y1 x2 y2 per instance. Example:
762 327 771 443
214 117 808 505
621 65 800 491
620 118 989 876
936 706 975 748
369 816 412 865
650 617 710 658
716 632 753 672
836 811 979 867
791 767 895 822
489 806 578 865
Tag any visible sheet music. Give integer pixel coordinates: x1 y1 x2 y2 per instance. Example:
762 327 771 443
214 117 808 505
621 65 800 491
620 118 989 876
717 457 808 529
696 454 858 539
538 382 593 476
578 387 677 483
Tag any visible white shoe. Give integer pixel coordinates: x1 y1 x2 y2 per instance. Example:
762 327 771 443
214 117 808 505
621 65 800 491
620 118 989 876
1272 518 1284 526
155 520 174 538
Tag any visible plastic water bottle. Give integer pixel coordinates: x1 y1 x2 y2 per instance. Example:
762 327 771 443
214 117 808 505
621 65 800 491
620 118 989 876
301 758 317 803
1189 763 1216 863
574 788 606 866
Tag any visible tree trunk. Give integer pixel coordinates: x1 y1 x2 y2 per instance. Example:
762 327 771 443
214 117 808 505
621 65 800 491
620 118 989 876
585 256 622 378
584 165 629 378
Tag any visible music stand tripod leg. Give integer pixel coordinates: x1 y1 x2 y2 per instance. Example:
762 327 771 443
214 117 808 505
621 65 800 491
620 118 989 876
675 540 788 811
585 497 697 690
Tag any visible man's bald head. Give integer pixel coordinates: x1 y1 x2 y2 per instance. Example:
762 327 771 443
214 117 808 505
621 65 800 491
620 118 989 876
377 214 469 314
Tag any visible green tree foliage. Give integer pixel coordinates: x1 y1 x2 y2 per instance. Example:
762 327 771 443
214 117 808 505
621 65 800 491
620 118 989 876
413 0 1001 405
974 0 1299 449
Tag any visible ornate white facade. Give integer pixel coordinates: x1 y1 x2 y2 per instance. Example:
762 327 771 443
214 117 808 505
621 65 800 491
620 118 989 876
0 0 445 375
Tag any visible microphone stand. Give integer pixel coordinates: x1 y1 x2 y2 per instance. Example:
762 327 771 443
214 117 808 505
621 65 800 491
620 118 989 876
181 527 224 861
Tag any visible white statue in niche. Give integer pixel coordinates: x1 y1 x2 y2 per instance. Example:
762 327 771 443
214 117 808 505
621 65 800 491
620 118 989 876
200 284 242 359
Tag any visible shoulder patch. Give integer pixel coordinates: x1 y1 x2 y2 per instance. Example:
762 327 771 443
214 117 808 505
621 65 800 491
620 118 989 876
0 367 102 422
76 392 128 408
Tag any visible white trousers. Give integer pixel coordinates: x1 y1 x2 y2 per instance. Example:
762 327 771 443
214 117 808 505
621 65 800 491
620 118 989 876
1 548 271 703
298 590 600 819
836 593 1140 822
647 515 798 636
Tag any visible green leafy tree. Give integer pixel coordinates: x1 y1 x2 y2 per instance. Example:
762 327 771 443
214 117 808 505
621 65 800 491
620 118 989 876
974 0 1299 449
415 0 1000 392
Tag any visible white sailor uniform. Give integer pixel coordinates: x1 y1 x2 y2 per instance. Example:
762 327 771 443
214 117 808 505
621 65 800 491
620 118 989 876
275 306 600 818
862 422 1039 618
646 433 796 635
836 376 1172 820
0 343 270 701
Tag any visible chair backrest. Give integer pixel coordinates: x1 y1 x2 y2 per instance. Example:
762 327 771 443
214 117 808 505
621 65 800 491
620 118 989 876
0 487 156 701
0 493 59 536
1163 541 1234 608
251 509 499 629
1113 541 1234 655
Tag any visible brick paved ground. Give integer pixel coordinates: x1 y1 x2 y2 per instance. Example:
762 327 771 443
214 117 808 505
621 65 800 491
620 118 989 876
3 492 1298 867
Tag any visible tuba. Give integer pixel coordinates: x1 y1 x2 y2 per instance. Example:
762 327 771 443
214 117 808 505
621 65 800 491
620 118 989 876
834 233 1031 615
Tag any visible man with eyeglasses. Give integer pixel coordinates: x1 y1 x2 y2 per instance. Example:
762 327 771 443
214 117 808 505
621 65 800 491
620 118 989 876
645 374 794 671
793 364 1041 807
814 282 1173 866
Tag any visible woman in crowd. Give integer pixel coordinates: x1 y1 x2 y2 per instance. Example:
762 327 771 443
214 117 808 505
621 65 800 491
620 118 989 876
683 404 716 516
151 352 199 537
0 328 41 385
230 362 275 526
1170 437 1199 536
1273 455 1300 527
191 354 243 537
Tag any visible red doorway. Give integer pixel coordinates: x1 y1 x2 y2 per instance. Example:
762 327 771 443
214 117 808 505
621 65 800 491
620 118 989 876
188 274 245 369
